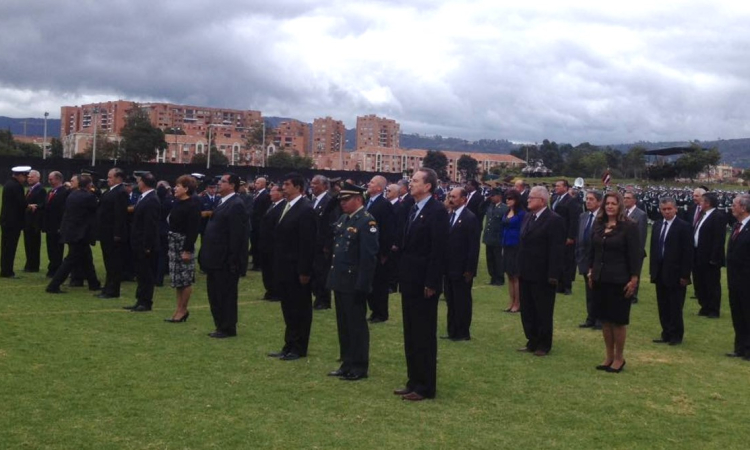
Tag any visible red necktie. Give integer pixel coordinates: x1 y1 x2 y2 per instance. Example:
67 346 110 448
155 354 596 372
731 222 742 241
48 189 56 203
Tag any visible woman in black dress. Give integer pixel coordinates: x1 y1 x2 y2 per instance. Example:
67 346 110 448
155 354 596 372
165 175 201 322
587 192 641 373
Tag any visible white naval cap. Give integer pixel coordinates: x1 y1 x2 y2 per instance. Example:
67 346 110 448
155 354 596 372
11 166 32 174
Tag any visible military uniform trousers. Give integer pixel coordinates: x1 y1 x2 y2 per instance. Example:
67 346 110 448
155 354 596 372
334 291 369 375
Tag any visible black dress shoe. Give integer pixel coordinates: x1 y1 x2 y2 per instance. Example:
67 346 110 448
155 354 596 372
122 305 137 310
313 304 331 310
267 351 287 358
369 317 386 323
606 361 626 373
340 373 368 381
280 353 301 361
393 387 412 395
96 293 119 299
45 287 66 294
131 305 152 312
652 339 668 344
209 331 235 338
327 369 348 377
450 336 471 341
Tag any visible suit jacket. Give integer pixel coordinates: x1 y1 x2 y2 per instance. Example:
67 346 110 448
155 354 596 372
59 189 98 244
575 210 597 275
24 184 46 231
694 209 726 267
366 194 396 259
394 194 415 247
251 189 272 230
398 197 449 293
627 207 648 259
466 190 484 223
130 191 161 255
446 208 480 279
97 184 129 242
517 208 566 283
551 193 580 240
588 219 642 284
649 217 694 286
259 200 285 254
727 219 750 290
272 196 317 282
1 178 27 230
199 194 249 271
313 192 339 253
42 186 70 234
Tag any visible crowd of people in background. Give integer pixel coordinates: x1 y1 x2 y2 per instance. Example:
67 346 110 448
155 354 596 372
2 164 750 401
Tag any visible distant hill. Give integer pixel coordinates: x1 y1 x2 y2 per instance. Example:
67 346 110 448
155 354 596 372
0 116 60 138
605 139 750 168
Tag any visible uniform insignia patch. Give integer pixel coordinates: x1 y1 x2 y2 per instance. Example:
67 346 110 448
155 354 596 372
370 226 377 233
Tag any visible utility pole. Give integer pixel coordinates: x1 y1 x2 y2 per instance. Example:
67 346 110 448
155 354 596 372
43 112 49 159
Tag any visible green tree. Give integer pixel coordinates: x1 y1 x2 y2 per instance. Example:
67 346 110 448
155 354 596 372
622 146 647 179
48 137 64 159
267 150 294 168
245 121 267 149
674 146 722 180
83 135 120 160
190 148 229 166
457 154 479 181
119 105 167 163
422 150 449 180
17 142 42 157
0 130 22 156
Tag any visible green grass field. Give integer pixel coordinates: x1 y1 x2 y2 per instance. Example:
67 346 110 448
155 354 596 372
2 222 749 449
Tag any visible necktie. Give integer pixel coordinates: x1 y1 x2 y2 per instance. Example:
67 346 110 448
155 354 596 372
731 222 742 241
48 188 56 203
278 202 292 223
366 198 374 211
450 212 456 228
583 212 594 242
406 204 418 234
552 196 561 210
659 221 668 258
694 211 705 229
693 206 702 227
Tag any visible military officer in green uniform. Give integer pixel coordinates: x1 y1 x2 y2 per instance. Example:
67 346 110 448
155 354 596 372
483 187 508 286
326 182 379 381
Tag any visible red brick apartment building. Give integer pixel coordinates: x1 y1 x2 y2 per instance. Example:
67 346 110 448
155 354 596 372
356 114 399 150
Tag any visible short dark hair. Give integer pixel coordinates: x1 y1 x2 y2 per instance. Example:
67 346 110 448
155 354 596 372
467 180 480 190
176 174 198 195
283 172 306 191
417 167 438 194
223 172 240 193
111 167 125 181
557 179 570 188
702 192 718 208
77 174 92 189
140 172 157 188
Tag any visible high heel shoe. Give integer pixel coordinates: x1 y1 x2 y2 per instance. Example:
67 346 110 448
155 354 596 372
606 360 626 373
595 362 613 371
164 312 189 323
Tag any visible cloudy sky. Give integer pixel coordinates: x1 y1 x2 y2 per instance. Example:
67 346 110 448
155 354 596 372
2 0 750 145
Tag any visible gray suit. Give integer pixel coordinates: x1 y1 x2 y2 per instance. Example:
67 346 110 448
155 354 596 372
575 210 598 325
627 206 648 300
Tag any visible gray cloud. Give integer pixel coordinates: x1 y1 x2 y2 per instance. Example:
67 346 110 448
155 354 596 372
2 0 750 146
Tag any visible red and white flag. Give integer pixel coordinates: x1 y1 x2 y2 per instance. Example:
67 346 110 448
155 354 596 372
601 169 611 186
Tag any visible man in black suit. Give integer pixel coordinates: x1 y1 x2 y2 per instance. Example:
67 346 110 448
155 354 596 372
259 185 285 301
393 167 449 401
650 197 694 345
42 171 69 277
268 173 317 360
199 172 249 338
310 175 338 310
623 190 648 304
514 179 529 211
23 170 46 273
1 166 30 278
575 189 601 329
46 175 100 293
517 186 565 356
443 187 480 341
465 180 484 227
365 175 396 323
96 168 129 299
199 182 219 237
123 173 160 312
250 177 271 271
692 192 726 319
551 179 580 295
726 194 750 360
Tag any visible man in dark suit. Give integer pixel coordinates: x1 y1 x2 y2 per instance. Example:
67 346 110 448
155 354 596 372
199 172 249 338
650 197 694 345
23 170 46 273
199 182 219 237
514 179 529 211
123 173 160 312
483 188 507 286
551 179 580 295
465 180 484 227
692 192 726 318
517 186 565 356
393 167 449 401
268 173 317 360
96 168 129 299
443 187 480 341
42 171 69 277
623 190 648 303
326 182 379 381
46 174 100 293
575 190 601 329
250 177 271 271
310 175 338 310
1 166 30 278
365 175 396 323
726 194 750 360
259 185 285 301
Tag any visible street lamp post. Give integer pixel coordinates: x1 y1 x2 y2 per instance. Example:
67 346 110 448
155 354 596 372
91 107 100 166
260 121 266 167
43 112 49 160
